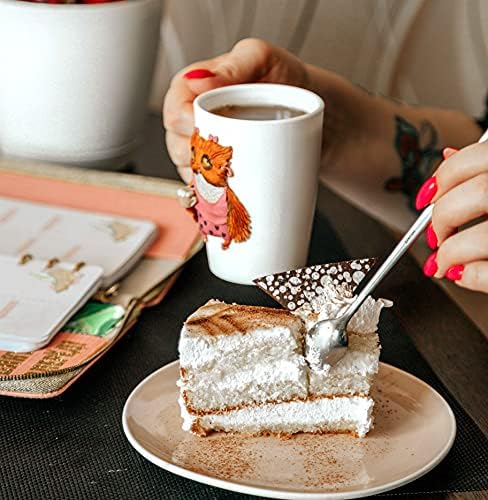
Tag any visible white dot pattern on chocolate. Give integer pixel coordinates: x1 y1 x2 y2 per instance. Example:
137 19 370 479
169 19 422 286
253 258 376 311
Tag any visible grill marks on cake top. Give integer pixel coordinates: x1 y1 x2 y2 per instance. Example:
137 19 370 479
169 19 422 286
185 300 300 337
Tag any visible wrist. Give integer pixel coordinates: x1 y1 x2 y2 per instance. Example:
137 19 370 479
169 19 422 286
304 63 385 146
400 105 482 148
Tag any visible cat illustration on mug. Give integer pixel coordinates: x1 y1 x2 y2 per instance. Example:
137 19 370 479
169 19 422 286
188 128 251 249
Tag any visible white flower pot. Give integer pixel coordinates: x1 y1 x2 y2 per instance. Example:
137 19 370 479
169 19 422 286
0 0 162 169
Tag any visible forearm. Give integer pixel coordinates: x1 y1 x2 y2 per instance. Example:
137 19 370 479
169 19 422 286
304 63 483 207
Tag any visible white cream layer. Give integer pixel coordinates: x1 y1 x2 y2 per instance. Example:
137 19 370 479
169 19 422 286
180 395 374 438
179 323 303 371
308 332 380 396
179 357 308 410
179 319 307 411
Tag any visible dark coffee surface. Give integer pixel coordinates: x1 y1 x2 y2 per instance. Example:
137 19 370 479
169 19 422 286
210 104 306 120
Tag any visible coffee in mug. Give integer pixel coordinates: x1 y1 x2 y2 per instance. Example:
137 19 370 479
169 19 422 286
210 104 306 121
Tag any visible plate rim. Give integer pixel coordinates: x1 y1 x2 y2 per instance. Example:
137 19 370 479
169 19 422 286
122 360 456 500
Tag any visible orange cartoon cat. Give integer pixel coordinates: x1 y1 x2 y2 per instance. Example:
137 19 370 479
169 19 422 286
188 129 251 249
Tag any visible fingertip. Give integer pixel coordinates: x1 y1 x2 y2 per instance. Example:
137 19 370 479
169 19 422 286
423 252 438 277
453 262 488 293
182 71 230 97
442 147 458 160
426 222 438 250
415 176 438 210
183 68 216 79
446 264 464 281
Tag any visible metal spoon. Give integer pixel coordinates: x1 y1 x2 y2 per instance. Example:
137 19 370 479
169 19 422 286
306 129 488 370
304 204 433 369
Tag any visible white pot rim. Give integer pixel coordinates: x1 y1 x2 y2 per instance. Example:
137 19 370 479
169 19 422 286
0 0 159 14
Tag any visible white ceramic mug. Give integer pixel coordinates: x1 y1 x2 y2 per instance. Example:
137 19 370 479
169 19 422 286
192 83 324 284
0 0 161 169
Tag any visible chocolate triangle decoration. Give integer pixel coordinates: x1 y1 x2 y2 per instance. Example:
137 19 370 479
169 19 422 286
253 258 376 311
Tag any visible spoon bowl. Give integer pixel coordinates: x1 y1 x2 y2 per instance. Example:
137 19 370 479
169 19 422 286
304 315 348 367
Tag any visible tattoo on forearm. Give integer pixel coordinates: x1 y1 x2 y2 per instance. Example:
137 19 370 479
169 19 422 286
385 115 443 211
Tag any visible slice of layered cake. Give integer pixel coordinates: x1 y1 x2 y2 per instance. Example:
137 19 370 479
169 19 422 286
177 259 391 437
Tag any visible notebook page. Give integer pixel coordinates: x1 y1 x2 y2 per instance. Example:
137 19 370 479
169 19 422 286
0 197 157 287
0 255 103 352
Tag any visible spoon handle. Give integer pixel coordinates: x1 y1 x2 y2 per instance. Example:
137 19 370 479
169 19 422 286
344 204 433 322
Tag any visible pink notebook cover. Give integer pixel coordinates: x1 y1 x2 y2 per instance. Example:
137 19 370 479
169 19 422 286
0 171 197 261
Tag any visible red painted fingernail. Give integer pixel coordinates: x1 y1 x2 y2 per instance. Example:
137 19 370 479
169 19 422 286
426 222 438 250
423 252 438 277
446 264 464 281
183 68 216 79
442 147 458 160
415 176 438 210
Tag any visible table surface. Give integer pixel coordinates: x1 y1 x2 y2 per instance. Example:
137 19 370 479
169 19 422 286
2 114 487 500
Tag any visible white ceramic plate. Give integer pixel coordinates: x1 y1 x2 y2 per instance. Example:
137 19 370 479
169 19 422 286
122 361 456 499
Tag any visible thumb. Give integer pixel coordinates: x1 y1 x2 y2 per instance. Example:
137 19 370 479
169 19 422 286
213 38 275 84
